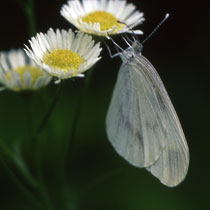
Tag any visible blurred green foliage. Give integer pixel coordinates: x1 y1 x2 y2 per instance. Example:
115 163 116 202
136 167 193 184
0 0 210 209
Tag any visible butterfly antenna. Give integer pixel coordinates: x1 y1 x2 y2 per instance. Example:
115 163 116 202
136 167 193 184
142 13 169 44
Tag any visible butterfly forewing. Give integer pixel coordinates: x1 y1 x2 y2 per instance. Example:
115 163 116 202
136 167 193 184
106 58 167 168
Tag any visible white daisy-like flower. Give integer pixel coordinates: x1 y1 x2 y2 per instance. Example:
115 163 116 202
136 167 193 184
24 28 102 80
60 0 145 36
0 49 52 92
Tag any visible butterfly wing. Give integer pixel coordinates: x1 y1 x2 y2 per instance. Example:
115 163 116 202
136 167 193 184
106 53 189 187
135 55 189 187
106 58 167 168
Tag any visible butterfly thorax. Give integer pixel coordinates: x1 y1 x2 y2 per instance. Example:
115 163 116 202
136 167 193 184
120 41 143 63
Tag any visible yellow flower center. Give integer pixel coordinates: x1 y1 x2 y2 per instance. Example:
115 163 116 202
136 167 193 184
81 11 124 32
7 65 43 86
43 49 84 75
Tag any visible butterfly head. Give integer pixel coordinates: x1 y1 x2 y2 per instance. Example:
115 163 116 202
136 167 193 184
121 41 143 62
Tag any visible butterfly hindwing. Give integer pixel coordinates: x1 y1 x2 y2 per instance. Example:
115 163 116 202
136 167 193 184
135 55 189 186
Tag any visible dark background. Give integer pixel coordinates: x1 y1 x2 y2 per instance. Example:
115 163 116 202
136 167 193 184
0 0 209 209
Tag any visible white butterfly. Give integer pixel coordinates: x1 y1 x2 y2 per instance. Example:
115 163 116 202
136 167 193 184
106 25 189 187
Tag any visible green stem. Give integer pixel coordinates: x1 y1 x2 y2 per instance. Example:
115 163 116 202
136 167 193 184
38 182 55 210
21 92 33 141
34 83 62 139
82 168 123 193
0 139 38 189
68 68 94 158
0 157 43 209
12 142 53 209
56 69 94 209
17 0 36 36
34 142 55 210
21 93 54 209
30 84 62 209
0 151 54 210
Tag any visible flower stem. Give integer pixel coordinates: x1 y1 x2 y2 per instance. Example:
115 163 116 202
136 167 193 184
21 92 33 141
29 84 62 209
1 154 54 210
0 157 43 209
0 138 38 189
82 168 123 193
68 68 94 158
17 0 37 36
34 83 62 139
